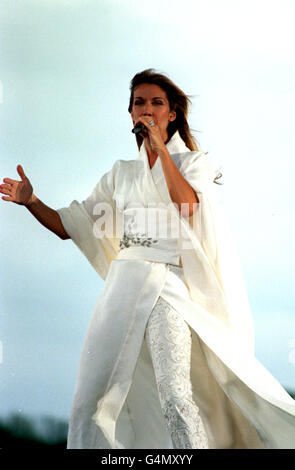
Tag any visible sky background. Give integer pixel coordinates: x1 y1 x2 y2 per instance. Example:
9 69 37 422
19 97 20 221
0 0 294 423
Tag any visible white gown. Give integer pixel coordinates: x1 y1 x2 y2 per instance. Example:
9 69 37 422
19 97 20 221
57 131 295 449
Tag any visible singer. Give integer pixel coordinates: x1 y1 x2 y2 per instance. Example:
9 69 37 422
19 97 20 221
2 69 295 449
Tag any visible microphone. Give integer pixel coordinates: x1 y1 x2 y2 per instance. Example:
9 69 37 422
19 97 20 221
132 122 146 135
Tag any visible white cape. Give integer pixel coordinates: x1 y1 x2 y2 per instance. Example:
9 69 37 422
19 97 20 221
57 131 295 449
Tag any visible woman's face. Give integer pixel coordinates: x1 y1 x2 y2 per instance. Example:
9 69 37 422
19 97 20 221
130 83 176 143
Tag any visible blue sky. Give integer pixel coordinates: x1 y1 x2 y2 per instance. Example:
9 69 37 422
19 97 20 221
0 0 294 421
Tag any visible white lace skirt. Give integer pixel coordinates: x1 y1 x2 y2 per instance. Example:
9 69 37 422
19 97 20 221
145 295 209 449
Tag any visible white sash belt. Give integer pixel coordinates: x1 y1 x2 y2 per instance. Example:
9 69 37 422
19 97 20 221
117 244 181 266
117 207 182 267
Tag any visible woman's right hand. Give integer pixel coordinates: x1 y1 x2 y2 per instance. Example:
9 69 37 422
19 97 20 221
0 165 34 206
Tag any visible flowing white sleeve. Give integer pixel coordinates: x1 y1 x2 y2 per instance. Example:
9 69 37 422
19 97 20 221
177 151 255 352
56 161 122 280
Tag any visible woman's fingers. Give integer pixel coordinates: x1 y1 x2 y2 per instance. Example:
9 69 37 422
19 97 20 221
16 164 26 181
3 177 17 184
0 184 14 202
138 115 158 127
0 167 31 204
0 185 12 194
0 180 16 202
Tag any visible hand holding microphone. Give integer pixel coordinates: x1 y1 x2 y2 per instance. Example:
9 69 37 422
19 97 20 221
131 122 147 135
132 118 156 135
131 116 166 155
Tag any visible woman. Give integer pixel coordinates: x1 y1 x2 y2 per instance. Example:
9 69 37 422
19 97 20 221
1 69 295 449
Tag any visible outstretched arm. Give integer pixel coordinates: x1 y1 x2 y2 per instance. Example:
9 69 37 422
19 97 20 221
0 164 70 240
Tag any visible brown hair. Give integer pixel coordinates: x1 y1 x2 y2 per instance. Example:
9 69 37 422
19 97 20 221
128 68 222 184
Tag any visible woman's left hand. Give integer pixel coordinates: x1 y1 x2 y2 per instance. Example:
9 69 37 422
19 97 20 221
135 116 166 155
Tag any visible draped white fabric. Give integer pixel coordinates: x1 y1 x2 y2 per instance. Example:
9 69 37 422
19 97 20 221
56 131 295 449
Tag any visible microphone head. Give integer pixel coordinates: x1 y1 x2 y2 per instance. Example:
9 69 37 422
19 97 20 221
132 123 146 134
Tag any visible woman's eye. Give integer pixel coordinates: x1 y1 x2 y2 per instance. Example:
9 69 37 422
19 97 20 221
134 101 163 105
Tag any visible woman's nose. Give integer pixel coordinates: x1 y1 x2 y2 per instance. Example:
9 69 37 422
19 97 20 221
142 103 153 114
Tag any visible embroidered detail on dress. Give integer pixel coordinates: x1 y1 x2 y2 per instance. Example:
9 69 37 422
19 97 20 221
145 296 210 449
119 232 158 250
119 213 159 250
162 399 209 449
